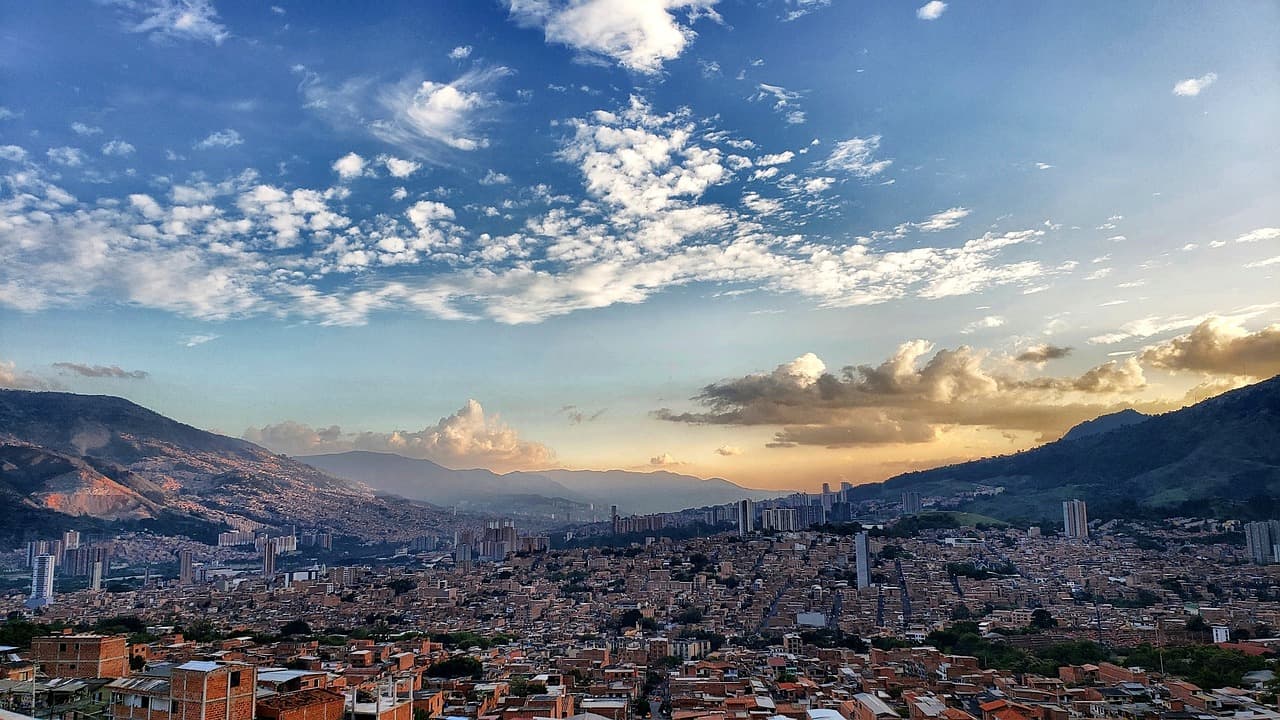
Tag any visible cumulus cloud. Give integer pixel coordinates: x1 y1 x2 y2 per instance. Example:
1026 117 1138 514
916 1 946 20
0 360 58 390
52 362 148 379
649 452 680 466
47 147 87 167
505 0 720 74
656 343 1156 448
1016 344 1073 363
243 399 554 471
448 45 472 60
367 68 509 154
915 207 970 232
822 136 892 178
71 122 102 136
332 152 367 179
1173 72 1217 97
714 445 743 456
961 315 1005 334
383 156 421 178
1140 318 1280 378
117 0 229 45
194 128 243 149
101 140 136 157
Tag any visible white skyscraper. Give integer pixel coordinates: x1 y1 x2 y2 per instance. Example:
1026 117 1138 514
1062 499 1089 539
28 554 55 607
855 531 871 589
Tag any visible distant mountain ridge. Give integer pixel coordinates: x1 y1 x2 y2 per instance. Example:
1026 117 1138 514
298 451 773 515
1060 408 1150 441
851 375 1280 521
0 390 456 544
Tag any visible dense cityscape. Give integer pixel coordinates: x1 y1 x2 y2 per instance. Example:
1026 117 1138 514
5 489 1280 720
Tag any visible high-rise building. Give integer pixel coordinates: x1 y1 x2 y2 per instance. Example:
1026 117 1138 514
735 499 754 536
263 542 277 579
611 505 619 535
854 532 871 589
29 554 56 607
760 507 798 532
90 560 104 591
1245 521 1275 564
901 491 922 515
178 549 194 585
1062 499 1089 539
63 530 81 551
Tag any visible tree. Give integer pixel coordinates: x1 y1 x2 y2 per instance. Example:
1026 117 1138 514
635 698 651 717
280 619 312 637
130 654 146 671
1030 609 1057 630
427 656 483 679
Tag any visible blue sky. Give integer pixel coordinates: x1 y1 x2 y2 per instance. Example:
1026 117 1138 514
2 0 1278 489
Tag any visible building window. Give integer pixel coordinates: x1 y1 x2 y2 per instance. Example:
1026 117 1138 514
60 643 67 652
230 671 242 688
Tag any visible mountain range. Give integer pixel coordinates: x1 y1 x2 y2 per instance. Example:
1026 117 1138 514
851 374 1280 521
0 390 456 545
297 451 773 515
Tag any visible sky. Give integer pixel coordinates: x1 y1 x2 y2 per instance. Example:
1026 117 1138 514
1 0 1279 491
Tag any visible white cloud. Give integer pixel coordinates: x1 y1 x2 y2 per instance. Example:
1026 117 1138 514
480 169 511 185
1234 227 1280 244
1036 162 1053 170
916 1 947 20
0 360 57 390
756 151 794 166
961 315 1005 334
47 147 87 166
1173 72 1217 97
372 69 507 153
121 0 229 45
332 152 367 179
822 136 892 178
714 445 743 456
244 399 554 471
71 122 102 136
782 0 831 21
179 333 219 347
505 0 720 74
0 145 27 162
915 206 970 232
102 140 136 157
383 156 421 178
448 45 473 60
194 128 244 149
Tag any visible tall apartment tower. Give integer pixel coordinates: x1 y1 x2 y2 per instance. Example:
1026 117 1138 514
1062 499 1089 539
1244 521 1275 564
736 498 755 536
178 549 194 585
263 542 277 579
902 491 922 515
29 554 56 607
63 530 81 551
611 505 619 535
854 532 871 589
90 560 104 591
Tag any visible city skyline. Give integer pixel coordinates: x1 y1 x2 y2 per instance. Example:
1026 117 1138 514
2 1 1279 490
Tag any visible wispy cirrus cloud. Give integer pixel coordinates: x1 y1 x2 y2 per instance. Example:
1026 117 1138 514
52 362 149 379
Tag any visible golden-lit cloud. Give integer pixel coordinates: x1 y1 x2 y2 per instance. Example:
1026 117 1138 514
656 341 1155 448
243 399 553 471
1140 318 1280 378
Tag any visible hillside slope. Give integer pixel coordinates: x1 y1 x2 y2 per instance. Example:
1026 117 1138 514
851 375 1280 521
